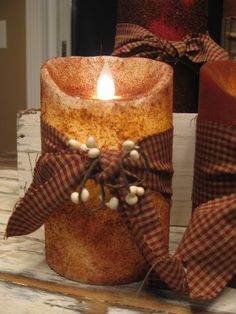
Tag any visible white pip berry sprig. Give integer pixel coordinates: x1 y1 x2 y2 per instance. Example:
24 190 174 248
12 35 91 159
69 137 148 211
124 185 145 205
68 136 100 158
122 140 140 161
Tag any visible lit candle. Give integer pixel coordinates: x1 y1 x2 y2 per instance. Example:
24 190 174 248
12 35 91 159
41 56 173 285
93 62 121 100
97 62 115 99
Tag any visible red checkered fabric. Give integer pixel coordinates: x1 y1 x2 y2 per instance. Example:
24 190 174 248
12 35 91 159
133 192 236 299
127 130 173 199
192 120 236 207
122 119 236 299
120 193 187 294
177 193 236 299
113 23 229 63
6 120 236 300
6 122 173 237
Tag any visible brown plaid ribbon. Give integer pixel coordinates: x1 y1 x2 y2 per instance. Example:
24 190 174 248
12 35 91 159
6 120 236 300
113 23 229 63
148 119 236 299
6 122 173 237
193 120 236 207
133 192 236 299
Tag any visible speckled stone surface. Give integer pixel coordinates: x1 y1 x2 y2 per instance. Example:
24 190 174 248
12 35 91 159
41 56 173 285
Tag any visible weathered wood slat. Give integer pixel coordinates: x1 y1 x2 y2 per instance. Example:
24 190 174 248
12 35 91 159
0 179 18 195
0 195 17 213
0 280 90 314
1 267 236 314
0 273 210 314
0 169 18 180
17 110 196 226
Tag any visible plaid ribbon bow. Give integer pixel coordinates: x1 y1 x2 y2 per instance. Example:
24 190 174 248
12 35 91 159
113 23 229 63
6 122 173 237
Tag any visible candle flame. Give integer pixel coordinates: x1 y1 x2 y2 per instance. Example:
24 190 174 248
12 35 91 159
97 62 115 100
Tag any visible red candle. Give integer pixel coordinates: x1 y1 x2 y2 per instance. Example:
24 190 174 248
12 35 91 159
198 60 236 126
196 60 236 289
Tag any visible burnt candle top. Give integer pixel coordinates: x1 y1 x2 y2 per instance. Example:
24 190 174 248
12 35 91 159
42 56 173 101
41 56 173 147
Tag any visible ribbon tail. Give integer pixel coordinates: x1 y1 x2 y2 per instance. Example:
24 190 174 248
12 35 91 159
176 193 236 299
121 191 236 299
120 191 187 294
6 155 87 237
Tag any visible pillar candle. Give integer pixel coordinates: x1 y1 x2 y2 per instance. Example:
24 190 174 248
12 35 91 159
194 60 236 208
194 60 236 288
40 56 173 284
198 60 236 125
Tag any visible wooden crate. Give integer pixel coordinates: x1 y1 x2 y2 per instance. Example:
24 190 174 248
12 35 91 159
17 109 197 227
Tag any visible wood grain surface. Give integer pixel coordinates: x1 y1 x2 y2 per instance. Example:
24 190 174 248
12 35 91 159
1 166 236 313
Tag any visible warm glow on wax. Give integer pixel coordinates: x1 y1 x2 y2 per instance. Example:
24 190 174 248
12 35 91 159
97 62 115 100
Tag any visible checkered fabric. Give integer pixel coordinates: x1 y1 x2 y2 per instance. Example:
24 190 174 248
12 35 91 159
123 173 236 298
6 120 236 300
6 122 173 237
121 193 187 294
113 23 229 63
192 120 236 207
177 193 236 299
147 119 236 298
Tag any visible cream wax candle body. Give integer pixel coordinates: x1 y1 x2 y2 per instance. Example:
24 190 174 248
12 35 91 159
41 56 173 284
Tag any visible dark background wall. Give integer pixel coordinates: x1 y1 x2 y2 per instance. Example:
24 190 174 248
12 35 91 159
72 0 117 56
208 0 223 44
